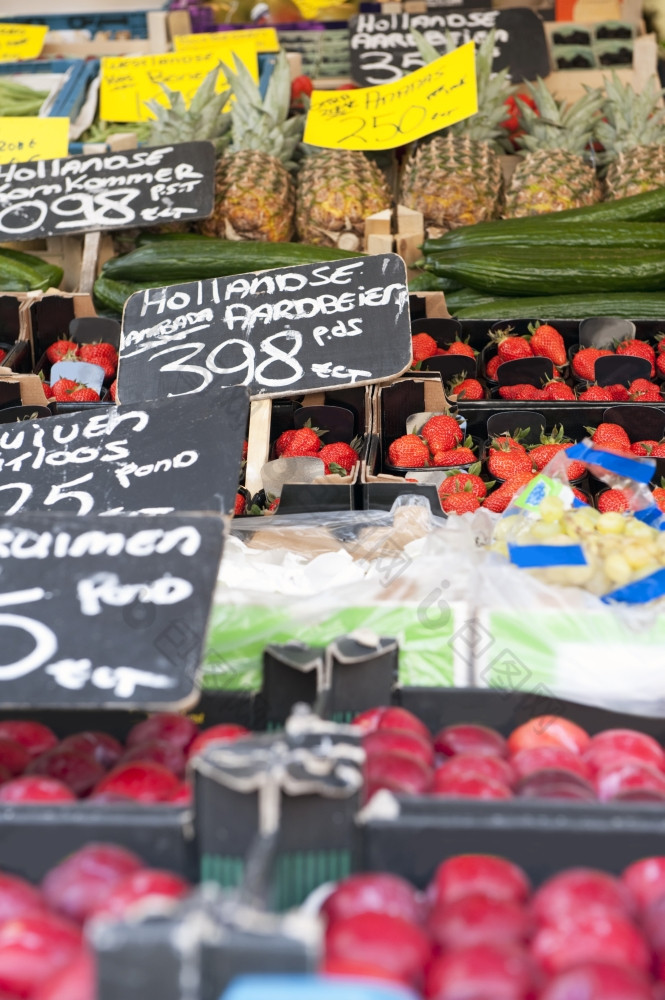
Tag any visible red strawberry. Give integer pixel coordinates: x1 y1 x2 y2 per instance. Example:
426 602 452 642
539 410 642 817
421 415 463 453
388 434 429 468
631 440 660 456
234 492 246 516
79 343 118 379
281 426 323 457
577 384 614 402
438 465 491 500
597 488 630 513
412 333 438 363
431 439 476 467
610 383 631 401
442 339 476 359
318 442 358 475
69 385 100 402
50 378 78 402
448 377 484 401
488 440 533 481
542 379 575 401
656 334 665 355
629 378 661 401
498 384 543 401
491 327 533 363
42 383 54 401
485 356 501 381
46 339 78 365
587 423 631 451
441 491 480 515
653 478 665 512
0 348 5 364
110 379 118 402
483 472 535 513
564 447 586 481
657 353 665 378
529 323 566 367
572 347 613 381
615 338 655 376
572 488 589 504
275 429 297 456
529 426 567 471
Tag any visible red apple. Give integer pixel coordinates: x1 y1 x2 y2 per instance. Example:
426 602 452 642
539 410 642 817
585 730 665 773
595 761 665 802
0 912 82 998
0 776 75 804
31 948 96 1000
622 856 665 912
89 869 190 921
531 912 650 977
516 772 596 800
539 961 653 1000
429 855 531 907
119 741 186 778
364 752 432 801
164 782 192 805
642 894 665 955
325 912 431 988
584 743 665 778
0 722 57 760
432 771 513 800
434 755 516 788
321 956 410 985
511 746 591 782
428 894 528 950
42 843 144 924
508 717 590 756
532 869 633 926
434 724 507 759
353 707 431 742
321 874 423 927
0 739 29 777
126 714 198 752
59 732 123 770
90 762 181 803
26 748 105 797
425 943 533 1000
0 767 10 786
0 873 46 923
187 724 250 759
364 729 434 768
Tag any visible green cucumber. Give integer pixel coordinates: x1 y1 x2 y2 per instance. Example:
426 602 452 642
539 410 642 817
427 247 665 296
408 272 462 292
93 276 166 316
454 292 665 319
102 239 362 283
444 288 503 312
424 221 665 255
0 249 62 291
136 232 218 246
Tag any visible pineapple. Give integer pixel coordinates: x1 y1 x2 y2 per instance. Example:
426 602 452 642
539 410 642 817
399 31 513 235
295 149 392 249
199 51 304 242
596 73 665 200
504 80 604 217
146 66 231 155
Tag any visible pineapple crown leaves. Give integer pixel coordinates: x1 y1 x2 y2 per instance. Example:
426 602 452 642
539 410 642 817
514 78 604 156
146 66 232 156
224 50 304 169
594 72 665 164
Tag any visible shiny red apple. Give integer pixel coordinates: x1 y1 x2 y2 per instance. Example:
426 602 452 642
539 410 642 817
508 717 590 756
429 855 531 907
321 873 423 927
42 843 144 924
434 724 508 759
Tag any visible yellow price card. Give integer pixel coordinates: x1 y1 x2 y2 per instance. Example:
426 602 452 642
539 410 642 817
0 23 48 62
174 28 279 54
304 42 477 151
100 41 258 123
0 117 69 165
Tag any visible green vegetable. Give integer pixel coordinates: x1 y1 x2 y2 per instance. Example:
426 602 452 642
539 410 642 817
454 292 665 319
426 247 665 296
408 271 462 292
93 276 167 316
0 79 48 117
102 238 362 283
445 288 503 311
423 220 665 254
0 249 62 291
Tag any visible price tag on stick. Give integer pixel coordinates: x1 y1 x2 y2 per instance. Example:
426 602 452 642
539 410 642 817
0 386 249 518
0 511 224 709
118 253 412 403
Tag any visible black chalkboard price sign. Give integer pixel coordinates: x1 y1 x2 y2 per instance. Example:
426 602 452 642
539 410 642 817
0 142 215 242
0 385 248 517
0 511 223 709
349 8 550 86
118 253 412 403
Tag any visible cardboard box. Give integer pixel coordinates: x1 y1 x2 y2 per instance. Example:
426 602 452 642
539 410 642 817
0 296 33 374
544 27 657 100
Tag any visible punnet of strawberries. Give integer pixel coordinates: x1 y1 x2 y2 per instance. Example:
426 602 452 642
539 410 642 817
40 337 119 405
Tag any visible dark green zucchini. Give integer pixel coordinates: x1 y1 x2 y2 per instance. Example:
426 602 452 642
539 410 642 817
424 221 665 255
454 292 665 319
93 276 167 316
0 248 62 290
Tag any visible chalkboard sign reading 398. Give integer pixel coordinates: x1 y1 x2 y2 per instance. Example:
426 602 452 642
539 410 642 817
119 253 412 402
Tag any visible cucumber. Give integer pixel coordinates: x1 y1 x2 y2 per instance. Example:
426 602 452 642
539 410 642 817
102 239 362 283
408 272 462 292
93 276 166 316
136 232 218 246
424 221 665 255
427 247 665 296
454 292 665 320
445 288 503 312
0 249 62 291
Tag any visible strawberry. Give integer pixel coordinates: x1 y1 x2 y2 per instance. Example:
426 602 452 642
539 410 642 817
50 378 78 402
629 378 661 402
597 488 630 513
485 355 501 381
438 465 491 500
281 426 323 457
46 339 78 365
275 429 298 456
421 415 463 453
69 385 101 402
488 440 533 481
657 353 665 379
563 446 586 481
653 478 665 512
586 422 631 452
79 343 118 379
412 333 438 363
490 326 533 363
0 348 5 364
529 426 567 471
431 438 476 467
577 384 614 402
656 334 665 355
42 383 54 401
447 376 484 401
482 472 535 513
318 441 358 475
529 323 566 367
615 338 655 376
631 440 660 456
572 347 613 381
388 434 429 468
234 492 247 516
542 378 575 401
110 379 118 403
493 431 529 453
572 488 589 505
499 384 543 401
442 338 476 359
441 491 480 515
649 443 665 457
609 384 631 401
